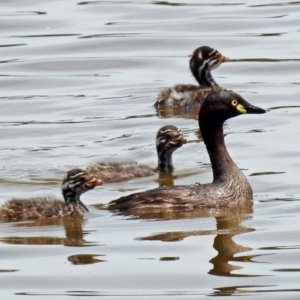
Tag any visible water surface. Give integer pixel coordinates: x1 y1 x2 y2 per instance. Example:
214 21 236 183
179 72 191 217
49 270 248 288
0 0 299 299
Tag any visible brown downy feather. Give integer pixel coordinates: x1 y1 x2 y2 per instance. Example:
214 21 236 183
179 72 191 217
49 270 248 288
155 46 229 108
0 197 85 221
86 125 186 183
0 169 103 221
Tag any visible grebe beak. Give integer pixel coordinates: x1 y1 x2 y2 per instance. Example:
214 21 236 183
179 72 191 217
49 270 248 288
84 176 104 187
219 55 230 63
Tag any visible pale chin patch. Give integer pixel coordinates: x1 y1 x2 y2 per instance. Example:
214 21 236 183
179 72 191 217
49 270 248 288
210 60 221 70
62 182 68 190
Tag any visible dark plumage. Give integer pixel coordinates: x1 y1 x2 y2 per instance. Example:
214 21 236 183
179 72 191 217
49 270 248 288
103 90 266 214
0 169 103 221
155 46 229 107
86 125 187 183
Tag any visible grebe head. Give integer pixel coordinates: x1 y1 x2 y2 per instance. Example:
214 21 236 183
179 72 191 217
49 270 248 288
190 46 229 86
199 90 266 127
190 45 230 72
156 125 187 152
62 168 103 212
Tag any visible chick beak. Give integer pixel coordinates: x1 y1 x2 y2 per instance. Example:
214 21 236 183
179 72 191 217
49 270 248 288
85 176 104 187
219 55 230 63
175 135 187 146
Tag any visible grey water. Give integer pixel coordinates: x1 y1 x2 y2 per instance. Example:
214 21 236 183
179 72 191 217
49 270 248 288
0 0 299 299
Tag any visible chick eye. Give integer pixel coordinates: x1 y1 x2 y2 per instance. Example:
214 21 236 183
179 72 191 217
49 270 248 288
216 53 221 58
231 99 238 106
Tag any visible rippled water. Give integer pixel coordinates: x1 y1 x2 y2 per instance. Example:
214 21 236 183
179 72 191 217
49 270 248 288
0 0 300 299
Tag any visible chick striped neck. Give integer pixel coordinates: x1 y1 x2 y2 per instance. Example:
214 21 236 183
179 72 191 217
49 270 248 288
62 186 89 212
62 188 80 205
196 62 218 87
157 147 175 173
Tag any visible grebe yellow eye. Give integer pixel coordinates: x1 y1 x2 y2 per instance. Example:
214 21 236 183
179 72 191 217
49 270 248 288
231 99 238 106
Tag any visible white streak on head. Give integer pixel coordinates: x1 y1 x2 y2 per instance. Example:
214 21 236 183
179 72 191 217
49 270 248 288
209 49 217 57
70 172 85 179
159 128 174 135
